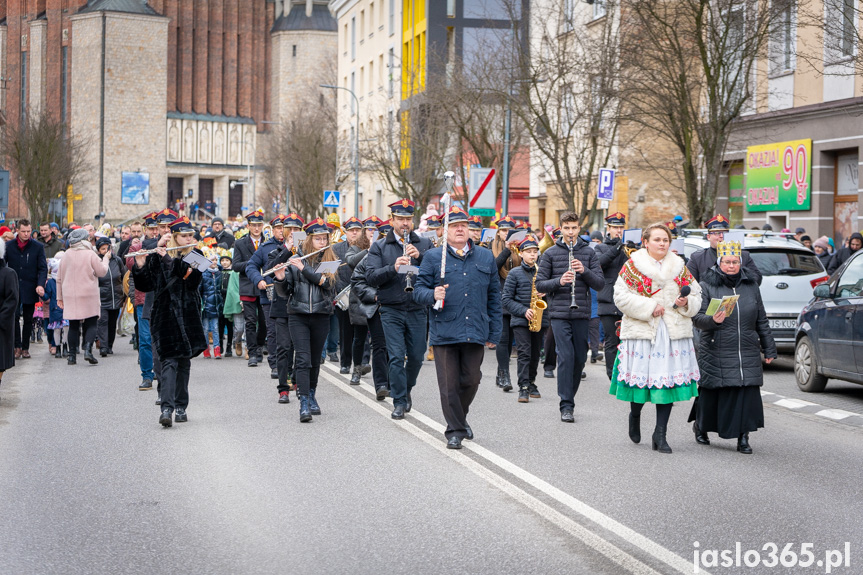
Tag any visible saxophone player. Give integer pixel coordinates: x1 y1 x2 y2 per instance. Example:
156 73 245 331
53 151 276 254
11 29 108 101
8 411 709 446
535 211 605 423
501 236 549 403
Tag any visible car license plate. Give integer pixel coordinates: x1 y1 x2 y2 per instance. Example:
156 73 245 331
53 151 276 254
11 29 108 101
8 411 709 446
769 319 797 329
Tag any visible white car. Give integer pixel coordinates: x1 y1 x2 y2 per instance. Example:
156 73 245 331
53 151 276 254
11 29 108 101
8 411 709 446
683 236 829 353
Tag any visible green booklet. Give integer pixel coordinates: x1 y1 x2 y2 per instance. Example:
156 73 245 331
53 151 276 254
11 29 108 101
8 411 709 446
705 295 739 316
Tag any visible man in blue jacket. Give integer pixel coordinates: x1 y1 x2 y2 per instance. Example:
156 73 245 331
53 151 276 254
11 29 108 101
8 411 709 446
4 219 47 359
365 199 432 419
245 215 286 379
414 207 502 449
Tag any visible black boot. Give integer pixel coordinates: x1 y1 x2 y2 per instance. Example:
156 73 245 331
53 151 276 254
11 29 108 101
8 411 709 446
517 386 529 403
299 396 312 422
737 433 752 454
693 421 710 445
67 347 77 365
84 344 98 365
528 383 541 398
350 366 362 385
501 371 512 392
651 426 672 454
495 369 505 388
100 347 108 358
55 345 63 359
629 412 641 444
309 388 321 415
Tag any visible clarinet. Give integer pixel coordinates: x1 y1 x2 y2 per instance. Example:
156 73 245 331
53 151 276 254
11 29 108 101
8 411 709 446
568 241 579 310
403 230 415 293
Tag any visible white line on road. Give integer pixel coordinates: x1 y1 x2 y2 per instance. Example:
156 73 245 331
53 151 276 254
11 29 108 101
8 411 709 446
319 363 704 575
814 409 857 420
773 398 818 409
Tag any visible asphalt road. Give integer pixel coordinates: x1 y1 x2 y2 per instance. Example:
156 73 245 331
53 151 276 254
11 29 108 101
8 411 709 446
1 339 861 575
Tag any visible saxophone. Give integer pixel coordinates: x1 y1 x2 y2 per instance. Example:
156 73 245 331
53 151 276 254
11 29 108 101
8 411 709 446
528 264 548 332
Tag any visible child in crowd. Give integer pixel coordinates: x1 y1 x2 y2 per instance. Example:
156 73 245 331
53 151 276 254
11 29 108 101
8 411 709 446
218 253 238 358
199 253 224 358
43 257 68 358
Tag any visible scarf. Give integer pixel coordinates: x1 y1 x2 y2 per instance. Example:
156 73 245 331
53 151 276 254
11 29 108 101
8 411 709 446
17 237 29 251
720 269 742 287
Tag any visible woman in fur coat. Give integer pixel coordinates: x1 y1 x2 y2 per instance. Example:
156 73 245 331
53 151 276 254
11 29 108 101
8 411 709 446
610 223 701 454
132 217 207 428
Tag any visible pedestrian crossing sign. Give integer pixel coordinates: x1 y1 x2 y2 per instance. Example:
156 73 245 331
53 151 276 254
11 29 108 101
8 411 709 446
323 190 340 208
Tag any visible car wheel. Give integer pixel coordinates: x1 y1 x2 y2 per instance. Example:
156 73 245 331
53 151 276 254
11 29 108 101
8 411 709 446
794 336 828 392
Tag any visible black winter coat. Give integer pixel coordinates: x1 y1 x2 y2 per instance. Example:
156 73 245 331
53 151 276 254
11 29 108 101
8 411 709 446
132 252 207 360
816 250 832 269
535 237 604 320
594 237 628 316
265 246 292 318
4 239 47 305
365 230 432 311
97 253 126 310
273 255 337 316
333 241 362 292
349 255 379 326
208 229 236 250
502 262 549 329
199 269 223 319
0 261 19 371
827 233 863 275
693 267 777 389
687 246 762 286
232 234 263 298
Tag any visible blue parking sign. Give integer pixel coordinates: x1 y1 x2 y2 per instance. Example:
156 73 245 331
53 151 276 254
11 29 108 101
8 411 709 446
598 168 615 201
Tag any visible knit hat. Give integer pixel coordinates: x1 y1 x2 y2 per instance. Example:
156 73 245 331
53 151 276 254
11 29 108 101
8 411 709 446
68 228 89 245
813 236 830 251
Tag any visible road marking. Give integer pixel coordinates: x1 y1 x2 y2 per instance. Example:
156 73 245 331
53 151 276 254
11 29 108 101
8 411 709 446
814 408 857 420
773 398 817 409
319 363 703 575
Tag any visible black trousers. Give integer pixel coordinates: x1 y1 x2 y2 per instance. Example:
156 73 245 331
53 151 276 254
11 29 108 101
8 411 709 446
261 303 277 369
218 314 234 351
543 324 557 370
68 316 98 352
495 313 514 374
513 326 546 389
14 303 36 350
289 313 330 396
242 299 267 357
352 312 388 389
434 343 485 440
336 307 354 369
274 317 296 393
97 307 120 351
588 317 600 356
600 315 621 381
160 357 190 412
550 318 589 412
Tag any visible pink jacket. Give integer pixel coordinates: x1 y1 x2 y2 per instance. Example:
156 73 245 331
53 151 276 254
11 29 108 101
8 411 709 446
57 246 109 320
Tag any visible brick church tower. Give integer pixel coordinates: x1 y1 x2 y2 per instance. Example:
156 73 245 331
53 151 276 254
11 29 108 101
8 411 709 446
0 0 336 223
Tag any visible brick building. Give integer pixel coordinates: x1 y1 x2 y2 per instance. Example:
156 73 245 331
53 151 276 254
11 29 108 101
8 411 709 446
0 0 336 224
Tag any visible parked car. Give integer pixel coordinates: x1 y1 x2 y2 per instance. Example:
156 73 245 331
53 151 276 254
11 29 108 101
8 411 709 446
795 249 863 391
684 236 829 353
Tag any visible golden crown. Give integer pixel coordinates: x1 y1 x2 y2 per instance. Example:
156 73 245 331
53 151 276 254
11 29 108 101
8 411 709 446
717 240 741 258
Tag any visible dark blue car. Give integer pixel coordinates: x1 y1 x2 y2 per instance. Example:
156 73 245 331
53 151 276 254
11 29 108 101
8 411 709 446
795 250 863 391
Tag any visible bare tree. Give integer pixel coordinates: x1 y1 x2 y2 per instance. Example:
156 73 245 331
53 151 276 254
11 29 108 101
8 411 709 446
3 109 90 224
617 0 788 224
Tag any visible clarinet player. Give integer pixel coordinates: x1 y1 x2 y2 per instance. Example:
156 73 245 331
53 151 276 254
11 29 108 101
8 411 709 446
535 211 604 423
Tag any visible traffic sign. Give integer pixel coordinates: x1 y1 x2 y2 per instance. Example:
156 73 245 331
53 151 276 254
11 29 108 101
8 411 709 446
598 168 615 201
323 190 340 208
0 212 5 224
468 167 496 215
0 170 8 211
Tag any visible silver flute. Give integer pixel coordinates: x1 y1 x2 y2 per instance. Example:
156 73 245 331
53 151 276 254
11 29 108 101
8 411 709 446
126 245 190 257
262 245 330 277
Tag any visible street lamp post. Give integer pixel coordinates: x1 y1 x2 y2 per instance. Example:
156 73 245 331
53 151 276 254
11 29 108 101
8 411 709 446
502 78 542 218
320 84 360 217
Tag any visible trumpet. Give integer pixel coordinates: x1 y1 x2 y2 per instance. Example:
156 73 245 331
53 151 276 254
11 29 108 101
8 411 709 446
126 245 191 258
403 230 415 293
262 245 331 277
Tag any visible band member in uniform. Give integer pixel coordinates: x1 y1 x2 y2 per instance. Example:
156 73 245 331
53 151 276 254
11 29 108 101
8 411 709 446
363 216 383 242
428 215 444 246
594 213 629 380
491 215 521 391
272 218 338 422
132 216 207 427
542 227 561 381
376 219 393 236
265 214 304 403
143 209 176 401
535 211 604 423
414 206 502 449
349 249 389 396
365 199 433 419
687 215 762 285
246 215 287 378
333 216 364 374
233 210 268 367
501 235 548 402
468 215 483 245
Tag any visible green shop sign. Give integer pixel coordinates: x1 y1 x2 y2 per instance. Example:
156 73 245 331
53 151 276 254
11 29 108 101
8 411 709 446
745 139 812 212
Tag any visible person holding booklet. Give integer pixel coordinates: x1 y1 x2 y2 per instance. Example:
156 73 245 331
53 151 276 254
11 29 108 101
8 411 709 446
690 240 776 454
272 218 338 423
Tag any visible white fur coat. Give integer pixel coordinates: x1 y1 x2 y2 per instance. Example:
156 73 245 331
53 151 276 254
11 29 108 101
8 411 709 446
613 248 701 342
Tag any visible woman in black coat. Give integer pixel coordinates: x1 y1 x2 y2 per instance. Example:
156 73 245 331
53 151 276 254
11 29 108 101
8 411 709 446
691 243 777 454
272 219 337 423
348 253 389 397
132 218 207 428
0 240 20 389
95 237 127 356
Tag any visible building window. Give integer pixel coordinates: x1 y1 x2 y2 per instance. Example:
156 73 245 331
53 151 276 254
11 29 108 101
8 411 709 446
360 10 365 39
351 16 356 60
369 60 374 94
61 46 68 124
21 51 28 127
370 3 375 32
447 0 456 18
351 71 356 113
389 0 395 36
769 0 795 74
825 0 857 61
593 0 607 19
388 48 395 98
292 44 297 57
